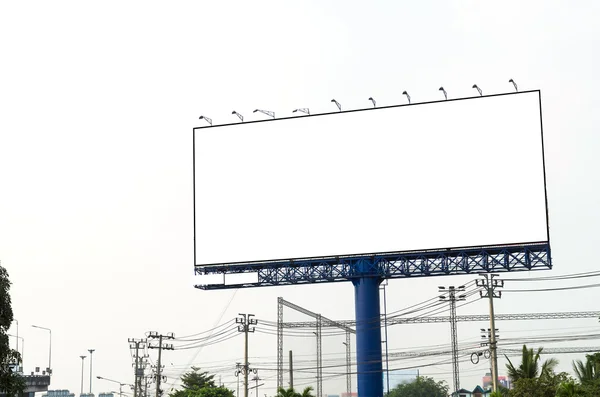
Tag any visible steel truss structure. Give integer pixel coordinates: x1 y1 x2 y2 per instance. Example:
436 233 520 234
390 346 600 359
279 311 600 328
277 298 354 397
195 243 550 289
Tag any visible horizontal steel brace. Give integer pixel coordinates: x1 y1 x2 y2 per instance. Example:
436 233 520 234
390 346 600 358
194 242 551 290
279 311 600 328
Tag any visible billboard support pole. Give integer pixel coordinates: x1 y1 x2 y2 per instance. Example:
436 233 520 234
353 261 383 397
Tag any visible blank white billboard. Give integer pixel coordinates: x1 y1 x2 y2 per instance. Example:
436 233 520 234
194 91 547 265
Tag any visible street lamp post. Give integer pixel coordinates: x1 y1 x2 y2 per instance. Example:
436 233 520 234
80 356 87 395
31 325 52 375
97 376 132 397
88 349 95 394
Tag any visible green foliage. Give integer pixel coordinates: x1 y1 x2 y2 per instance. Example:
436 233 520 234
573 353 600 384
0 265 25 396
170 367 233 397
188 386 234 397
508 372 569 397
275 386 314 397
505 345 558 382
386 376 448 397
555 380 585 396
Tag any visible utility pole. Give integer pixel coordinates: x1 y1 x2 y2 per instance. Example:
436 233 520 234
251 372 261 397
88 349 95 395
129 338 147 397
235 363 241 397
288 351 293 390
477 274 503 392
236 314 257 397
148 332 174 397
439 285 466 394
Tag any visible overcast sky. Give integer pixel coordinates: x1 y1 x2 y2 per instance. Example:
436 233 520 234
1 1 600 396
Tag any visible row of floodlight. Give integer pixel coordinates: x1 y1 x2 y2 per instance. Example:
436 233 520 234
198 79 520 126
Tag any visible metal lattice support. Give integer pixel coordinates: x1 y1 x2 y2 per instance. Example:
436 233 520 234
277 297 284 391
316 314 323 397
345 331 351 396
280 310 600 328
439 286 466 395
276 298 355 395
449 292 460 393
195 243 551 289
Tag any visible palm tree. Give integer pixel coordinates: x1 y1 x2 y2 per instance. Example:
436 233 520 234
573 353 600 384
556 380 584 396
504 345 558 382
276 387 297 397
275 386 314 397
298 386 315 397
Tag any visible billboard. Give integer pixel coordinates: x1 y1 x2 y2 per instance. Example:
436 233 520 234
193 91 548 266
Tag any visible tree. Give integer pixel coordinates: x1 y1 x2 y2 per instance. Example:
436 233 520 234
505 345 558 382
573 353 600 384
386 376 448 397
189 386 234 397
508 371 570 397
0 265 25 396
297 386 314 397
555 380 585 396
170 367 217 397
275 386 314 397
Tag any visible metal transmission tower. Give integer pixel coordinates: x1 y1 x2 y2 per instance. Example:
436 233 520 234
276 298 355 397
148 332 174 397
439 285 466 394
476 274 503 392
194 90 551 397
237 314 257 397
129 338 147 397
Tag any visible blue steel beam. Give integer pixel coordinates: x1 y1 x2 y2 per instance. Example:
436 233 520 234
194 242 551 289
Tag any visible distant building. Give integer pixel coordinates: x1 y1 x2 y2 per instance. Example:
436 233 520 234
98 393 115 397
340 393 357 397
42 390 75 397
454 386 491 397
80 393 94 397
482 373 511 389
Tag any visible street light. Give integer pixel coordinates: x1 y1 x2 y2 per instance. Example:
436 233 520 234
198 115 212 126
472 84 483 96
232 111 244 122
31 325 51 375
439 87 447 100
80 356 87 395
330 99 341 112
402 91 411 104
292 108 310 115
509 78 518 92
368 97 376 108
97 376 132 397
88 349 95 394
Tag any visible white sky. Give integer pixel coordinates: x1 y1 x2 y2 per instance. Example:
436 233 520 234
1 1 599 396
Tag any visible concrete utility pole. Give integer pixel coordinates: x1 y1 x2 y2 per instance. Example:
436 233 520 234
129 338 147 397
288 351 293 389
236 314 257 397
477 274 503 392
439 285 466 394
148 332 174 397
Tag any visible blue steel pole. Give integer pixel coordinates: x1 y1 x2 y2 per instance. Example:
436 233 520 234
353 272 383 397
